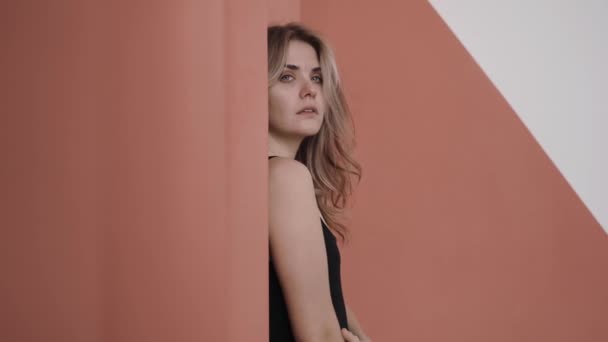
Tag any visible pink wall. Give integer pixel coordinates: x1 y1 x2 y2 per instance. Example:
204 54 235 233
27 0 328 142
2 1 606 342
2 0 268 341
301 0 608 341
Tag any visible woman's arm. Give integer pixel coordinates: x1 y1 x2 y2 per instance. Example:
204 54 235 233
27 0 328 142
345 303 371 341
269 158 344 341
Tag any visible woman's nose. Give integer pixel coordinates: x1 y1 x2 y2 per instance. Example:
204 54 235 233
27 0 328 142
299 80 317 98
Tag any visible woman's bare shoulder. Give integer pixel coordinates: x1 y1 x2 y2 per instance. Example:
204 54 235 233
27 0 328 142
269 157 322 218
268 157 312 184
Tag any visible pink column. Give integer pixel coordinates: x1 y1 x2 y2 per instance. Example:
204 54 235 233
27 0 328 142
1 1 268 341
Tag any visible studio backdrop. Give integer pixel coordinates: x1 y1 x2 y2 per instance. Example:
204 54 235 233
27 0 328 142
1 1 606 341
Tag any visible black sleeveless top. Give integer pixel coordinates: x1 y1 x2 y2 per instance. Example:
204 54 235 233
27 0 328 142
268 155 348 341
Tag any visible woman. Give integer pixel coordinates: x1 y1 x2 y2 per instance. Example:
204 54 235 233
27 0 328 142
268 23 371 342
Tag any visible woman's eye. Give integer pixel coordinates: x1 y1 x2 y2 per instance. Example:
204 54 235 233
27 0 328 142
312 75 323 83
279 74 294 82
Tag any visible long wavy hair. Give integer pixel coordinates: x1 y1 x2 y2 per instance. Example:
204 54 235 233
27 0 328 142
268 22 362 243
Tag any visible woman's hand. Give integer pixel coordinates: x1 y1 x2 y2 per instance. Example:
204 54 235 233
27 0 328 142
341 328 372 342
341 328 360 341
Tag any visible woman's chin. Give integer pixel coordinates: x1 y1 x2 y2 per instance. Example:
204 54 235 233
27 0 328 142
300 126 322 136
289 129 320 139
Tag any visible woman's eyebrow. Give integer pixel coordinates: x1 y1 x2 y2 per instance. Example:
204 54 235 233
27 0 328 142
284 64 322 73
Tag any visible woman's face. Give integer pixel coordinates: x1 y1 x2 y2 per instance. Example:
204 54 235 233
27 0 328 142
269 40 326 139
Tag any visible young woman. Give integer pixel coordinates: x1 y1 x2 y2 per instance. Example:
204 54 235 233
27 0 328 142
268 23 371 342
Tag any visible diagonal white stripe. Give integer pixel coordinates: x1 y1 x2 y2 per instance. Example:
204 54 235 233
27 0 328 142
429 0 608 234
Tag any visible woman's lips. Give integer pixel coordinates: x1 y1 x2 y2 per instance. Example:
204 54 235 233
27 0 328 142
297 105 318 114
296 110 318 116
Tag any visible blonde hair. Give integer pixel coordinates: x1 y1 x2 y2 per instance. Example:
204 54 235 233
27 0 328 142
268 22 362 243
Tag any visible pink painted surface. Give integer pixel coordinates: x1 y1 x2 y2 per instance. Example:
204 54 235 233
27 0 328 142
1 0 267 341
268 0 300 23
2 1 606 341
301 0 608 341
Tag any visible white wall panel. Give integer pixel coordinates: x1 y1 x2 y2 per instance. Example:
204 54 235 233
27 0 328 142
428 0 608 233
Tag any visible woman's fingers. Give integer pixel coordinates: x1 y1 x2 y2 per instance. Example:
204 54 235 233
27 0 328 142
341 328 361 342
